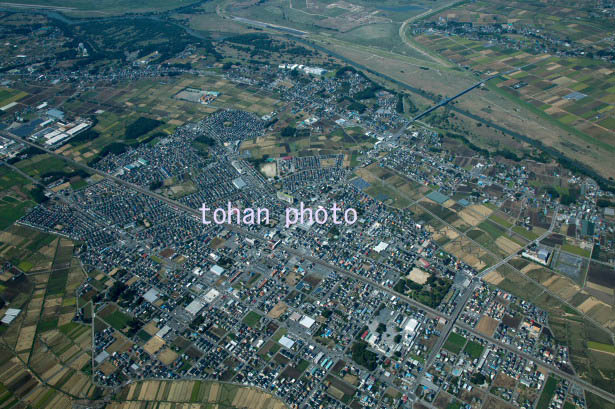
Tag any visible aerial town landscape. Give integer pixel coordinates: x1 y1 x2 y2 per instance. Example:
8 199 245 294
0 0 614 409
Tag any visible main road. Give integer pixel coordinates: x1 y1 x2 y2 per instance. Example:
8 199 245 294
3 130 614 403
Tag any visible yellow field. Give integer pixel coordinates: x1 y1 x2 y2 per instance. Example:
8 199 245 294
267 301 288 319
113 380 287 409
483 270 505 285
407 267 430 285
143 335 165 355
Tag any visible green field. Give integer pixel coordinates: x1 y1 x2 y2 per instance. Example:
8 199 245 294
0 166 29 190
296 359 310 374
443 332 466 354
242 311 262 327
587 341 615 354
562 243 591 258
0 199 35 230
477 220 505 240
488 213 513 228
16 155 71 178
46 269 69 296
37 317 59 333
536 375 558 409
103 310 132 331
512 226 540 241
364 184 411 209
0 88 27 106
463 340 484 360
272 328 287 343
587 391 615 409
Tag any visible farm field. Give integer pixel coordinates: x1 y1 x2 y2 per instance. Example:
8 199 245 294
0 166 38 230
0 225 57 274
112 379 287 408
0 87 27 107
482 262 615 394
305 29 615 184
0 222 282 408
56 74 283 166
0 233 102 409
240 122 374 166
353 163 426 209
412 0 615 180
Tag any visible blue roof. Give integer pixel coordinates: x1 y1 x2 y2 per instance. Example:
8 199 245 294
47 108 64 118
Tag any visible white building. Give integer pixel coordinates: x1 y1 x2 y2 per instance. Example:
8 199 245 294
210 265 225 276
279 335 295 349
403 318 419 335
185 299 206 316
299 315 316 329
1 308 21 325
143 288 160 303
374 241 389 253
203 288 220 303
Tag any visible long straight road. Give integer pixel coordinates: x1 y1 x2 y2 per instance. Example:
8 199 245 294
409 278 479 399
3 130 615 403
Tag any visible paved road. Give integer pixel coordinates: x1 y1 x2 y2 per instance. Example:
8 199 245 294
421 279 478 371
4 131 615 403
406 278 479 404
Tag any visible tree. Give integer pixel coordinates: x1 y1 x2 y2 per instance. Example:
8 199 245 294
124 117 163 140
471 372 487 385
195 134 215 146
149 180 163 190
281 126 296 137
107 281 127 303
395 94 404 113
560 186 580 206
351 341 379 371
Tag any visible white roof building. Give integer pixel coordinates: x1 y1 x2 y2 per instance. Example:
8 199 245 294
185 299 206 316
94 351 110 365
374 241 389 253
156 325 171 339
279 335 295 349
210 265 225 276
403 318 419 335
232 177 247 190
1 308 21 325
143 288 160 303
299 316 316 329
203 288 220 303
